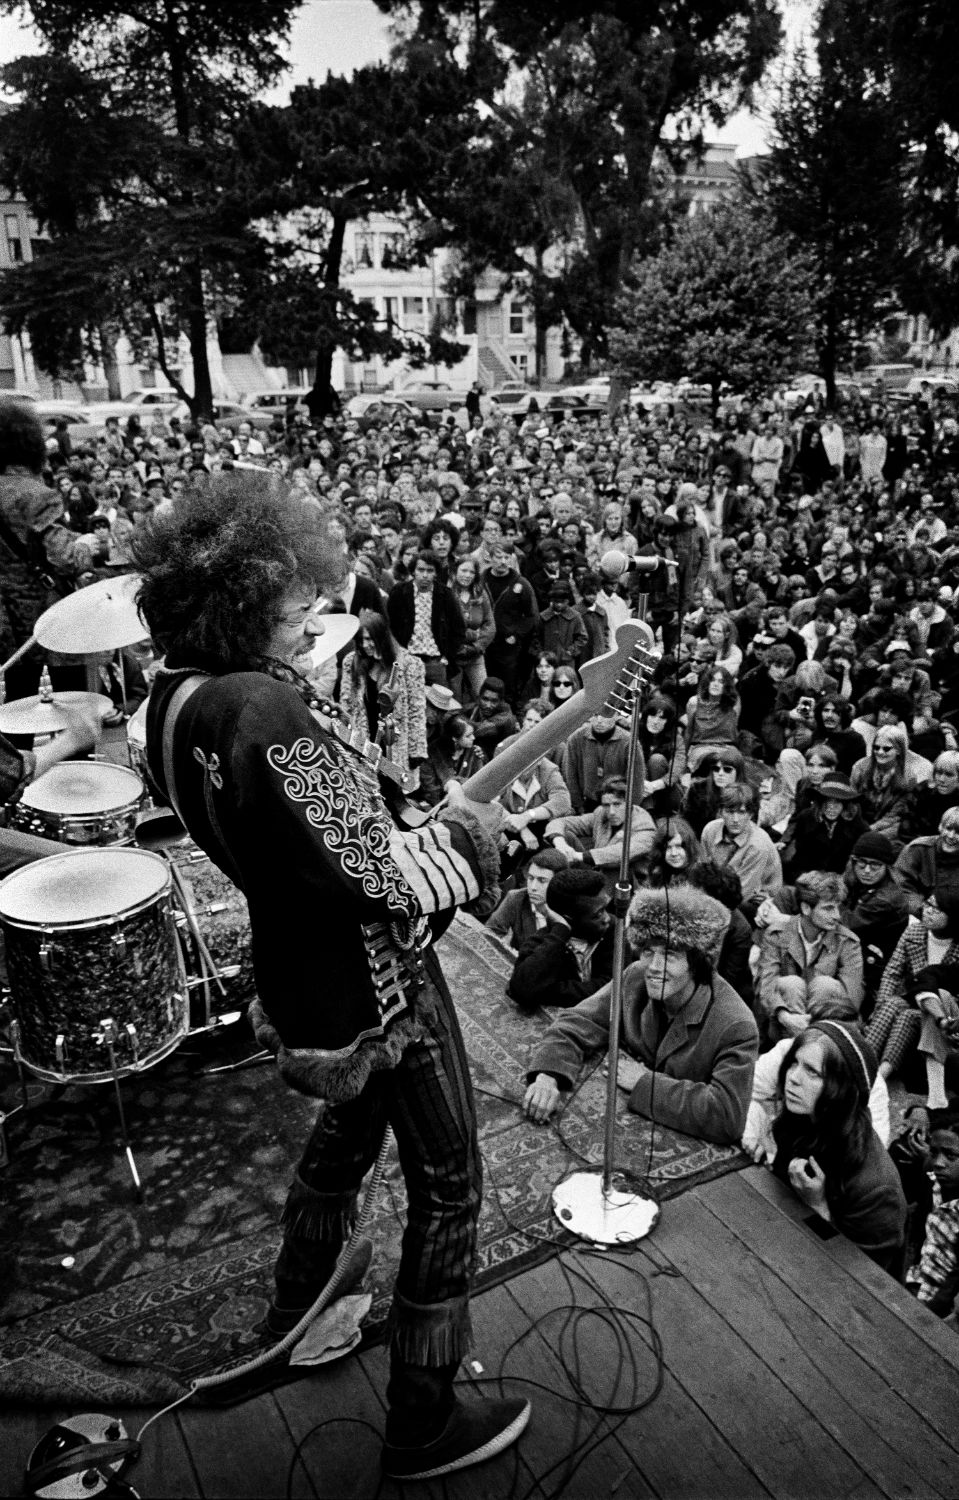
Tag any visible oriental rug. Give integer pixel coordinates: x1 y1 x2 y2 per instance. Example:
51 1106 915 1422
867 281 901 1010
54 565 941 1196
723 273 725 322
0 915 746 1405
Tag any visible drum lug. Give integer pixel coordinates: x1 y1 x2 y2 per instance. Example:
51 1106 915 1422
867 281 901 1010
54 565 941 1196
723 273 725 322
202 902 229 916
111 930 128 958
94 1018 118 1049
39 941 53 972
124 1022 139 1063
55 1033 68 1067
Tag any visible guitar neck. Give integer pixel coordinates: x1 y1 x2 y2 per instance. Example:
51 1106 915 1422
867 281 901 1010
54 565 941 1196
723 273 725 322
461 691 594 804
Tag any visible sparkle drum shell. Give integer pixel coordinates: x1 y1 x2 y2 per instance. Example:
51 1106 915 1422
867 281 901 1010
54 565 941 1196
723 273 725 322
11 762 145 846
0 848 187 1084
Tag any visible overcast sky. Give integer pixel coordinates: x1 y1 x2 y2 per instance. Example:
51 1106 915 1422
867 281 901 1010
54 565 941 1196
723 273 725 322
0 0 817 156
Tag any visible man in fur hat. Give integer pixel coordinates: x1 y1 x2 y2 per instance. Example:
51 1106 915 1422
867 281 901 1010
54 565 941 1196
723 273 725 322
523 885 758 1144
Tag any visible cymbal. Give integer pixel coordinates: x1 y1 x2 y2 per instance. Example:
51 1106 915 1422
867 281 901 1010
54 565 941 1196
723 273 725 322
0 699 73 733
305 613 360 668
0 691 115 735
34 574 148 654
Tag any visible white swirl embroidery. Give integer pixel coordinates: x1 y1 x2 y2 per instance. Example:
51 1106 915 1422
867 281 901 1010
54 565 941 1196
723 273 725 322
267 735 414 910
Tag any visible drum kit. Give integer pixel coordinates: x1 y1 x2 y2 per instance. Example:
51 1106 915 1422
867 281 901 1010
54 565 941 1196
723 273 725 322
0 576 353 1191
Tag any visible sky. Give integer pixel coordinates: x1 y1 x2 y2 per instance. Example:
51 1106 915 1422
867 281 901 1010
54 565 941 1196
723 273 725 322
0 0 816 156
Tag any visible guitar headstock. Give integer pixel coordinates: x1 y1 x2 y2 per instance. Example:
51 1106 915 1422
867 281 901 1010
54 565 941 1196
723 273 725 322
579 620 661 728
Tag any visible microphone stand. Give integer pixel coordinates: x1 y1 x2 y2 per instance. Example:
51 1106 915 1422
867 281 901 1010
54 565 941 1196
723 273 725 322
551 592 659 1245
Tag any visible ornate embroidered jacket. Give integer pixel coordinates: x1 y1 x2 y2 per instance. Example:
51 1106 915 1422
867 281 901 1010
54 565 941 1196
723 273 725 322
146 667 497 1099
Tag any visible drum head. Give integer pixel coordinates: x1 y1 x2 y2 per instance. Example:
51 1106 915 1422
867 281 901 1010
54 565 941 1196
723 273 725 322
0 848 169 925
19 762 143 815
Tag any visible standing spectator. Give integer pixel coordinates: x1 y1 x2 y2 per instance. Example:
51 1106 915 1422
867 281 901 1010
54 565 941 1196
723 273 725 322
339 610 427 782
387 550 466 684
536 580 588 666
449 555 495 704
484 541 539 702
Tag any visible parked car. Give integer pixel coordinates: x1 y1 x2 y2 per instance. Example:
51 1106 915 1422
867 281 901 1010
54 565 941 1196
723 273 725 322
82 389 182 424
391 380 467 412
170 399 274 433
241 388 311 417
346 393 419 421
488 384 540 415
34 404 103 445
541 392 604 422
899 375 959 401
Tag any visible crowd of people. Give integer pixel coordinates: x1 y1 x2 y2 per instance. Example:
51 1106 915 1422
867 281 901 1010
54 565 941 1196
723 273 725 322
3 372 959 1464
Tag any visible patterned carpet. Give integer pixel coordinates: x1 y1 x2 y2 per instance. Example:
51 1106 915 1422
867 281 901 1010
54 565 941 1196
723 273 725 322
0 915 747 1405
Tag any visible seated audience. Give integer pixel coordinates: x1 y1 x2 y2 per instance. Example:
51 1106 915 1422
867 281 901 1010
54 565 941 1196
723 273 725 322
700 784 784 906
894 808 959 916
544 775 656 884
751 1020 906 1273
485 847 569 950
523 885 758 1146
507 866 615 1012
756 871 864 1043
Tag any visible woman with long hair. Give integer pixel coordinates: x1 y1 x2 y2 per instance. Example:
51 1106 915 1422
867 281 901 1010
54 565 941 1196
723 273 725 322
448 554 495 705
783 771 868 880
522 651 560 712
642 816 701 888
743 1020 904 1270
339 608 427 778
850 722 916 841
638 691 685 818
681 745 747 838
704 612 743 679
775 1023 905 1266
684 663 741 771
547 663 581 711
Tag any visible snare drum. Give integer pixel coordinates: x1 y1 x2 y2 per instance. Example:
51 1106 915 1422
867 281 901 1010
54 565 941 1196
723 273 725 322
0 847 187 1084
11 762 145 845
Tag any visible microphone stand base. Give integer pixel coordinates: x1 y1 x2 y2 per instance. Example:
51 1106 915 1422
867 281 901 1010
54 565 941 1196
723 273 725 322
552 1168 659 1246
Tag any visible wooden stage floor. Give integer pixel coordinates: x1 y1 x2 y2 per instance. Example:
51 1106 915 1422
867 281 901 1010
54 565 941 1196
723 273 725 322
3 1165 958 1499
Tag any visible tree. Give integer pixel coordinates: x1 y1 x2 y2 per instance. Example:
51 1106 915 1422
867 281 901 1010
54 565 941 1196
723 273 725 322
752 0 911 403
608 197 815 415
0 0 300 417
230 53 473 416
373 0 783 367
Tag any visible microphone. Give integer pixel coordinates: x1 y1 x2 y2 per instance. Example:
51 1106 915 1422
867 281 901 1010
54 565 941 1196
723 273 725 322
599 550 677 580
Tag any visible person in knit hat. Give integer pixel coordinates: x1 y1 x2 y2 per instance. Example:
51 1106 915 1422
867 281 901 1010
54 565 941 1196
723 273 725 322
765 1020 906 1272
843 831 912 1004
523 884 758 1144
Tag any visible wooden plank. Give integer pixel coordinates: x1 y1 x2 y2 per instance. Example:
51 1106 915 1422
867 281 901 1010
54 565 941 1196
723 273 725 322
506 1254 772 1500
0 1408 73 1500
597 1226 888 1500
271 1356 386 1500
741 1168 959 1371
462 1279 641 1500
658 1183 956 1499
706 1170 959 1446
178 1389 311 1499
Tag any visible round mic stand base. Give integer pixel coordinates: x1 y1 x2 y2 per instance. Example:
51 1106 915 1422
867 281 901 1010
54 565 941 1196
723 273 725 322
552 1167 659 1246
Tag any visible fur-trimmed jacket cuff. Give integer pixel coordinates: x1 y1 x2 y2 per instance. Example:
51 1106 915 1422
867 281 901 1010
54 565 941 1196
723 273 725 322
249 995 427 1102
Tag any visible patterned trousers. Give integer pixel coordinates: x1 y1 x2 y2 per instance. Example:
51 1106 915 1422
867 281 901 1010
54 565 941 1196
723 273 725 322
275 970 481 1366
865 996 922 1076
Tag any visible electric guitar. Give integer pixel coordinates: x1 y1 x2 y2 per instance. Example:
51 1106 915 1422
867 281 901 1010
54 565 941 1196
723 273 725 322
392 619 661 826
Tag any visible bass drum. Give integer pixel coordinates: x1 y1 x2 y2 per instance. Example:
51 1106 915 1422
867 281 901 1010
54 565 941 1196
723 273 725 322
0 847 187 1084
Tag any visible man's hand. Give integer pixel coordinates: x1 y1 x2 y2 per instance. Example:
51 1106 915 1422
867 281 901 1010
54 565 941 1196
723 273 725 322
31 705 100 779
614 1055 647 1093
444 779 506 841
524 1073 561 1124
503 811 528 834
788 1155 829 1217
